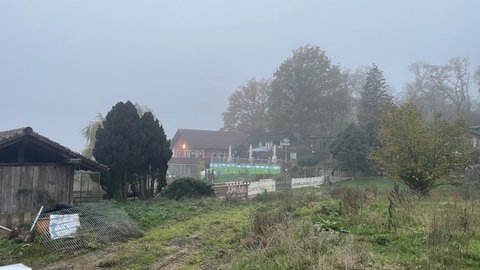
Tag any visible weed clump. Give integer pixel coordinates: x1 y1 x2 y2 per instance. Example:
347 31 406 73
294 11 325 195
246 207 289 247
387 183 413 232
330 187 368 214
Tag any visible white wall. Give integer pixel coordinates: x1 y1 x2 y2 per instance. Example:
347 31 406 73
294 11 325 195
247 179 276 196
291 176 324 189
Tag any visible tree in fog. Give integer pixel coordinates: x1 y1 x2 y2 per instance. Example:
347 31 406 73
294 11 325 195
403 62 446 118
222 77 271 137
93 101 172 200
443 57 473 113
94 101 140 200
268 45 351 143
81 103 150 159
137 111 172 195
336 64 391 172
476 66 480 93
341 66 369 125
81 113 105 159
343 66 369 99
330 123 373 176
358 64 392 126
403 57 473 119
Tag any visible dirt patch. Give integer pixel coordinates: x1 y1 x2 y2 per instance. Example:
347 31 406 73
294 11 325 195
148 247 189 270
38 245 123 270
36 237 200 269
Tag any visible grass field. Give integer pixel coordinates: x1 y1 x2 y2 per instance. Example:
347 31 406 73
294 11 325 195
2 176 480 269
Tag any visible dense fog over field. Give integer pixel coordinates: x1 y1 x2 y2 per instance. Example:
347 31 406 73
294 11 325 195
0 1 478 152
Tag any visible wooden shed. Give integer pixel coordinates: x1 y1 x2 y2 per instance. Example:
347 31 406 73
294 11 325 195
0 127 108 228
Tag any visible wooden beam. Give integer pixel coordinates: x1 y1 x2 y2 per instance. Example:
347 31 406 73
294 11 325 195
17 143 25 163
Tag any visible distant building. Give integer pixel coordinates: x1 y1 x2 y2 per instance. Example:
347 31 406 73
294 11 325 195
168 129 246 178
170 129 246 159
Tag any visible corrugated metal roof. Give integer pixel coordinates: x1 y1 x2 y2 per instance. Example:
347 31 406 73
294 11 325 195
470 126 480 136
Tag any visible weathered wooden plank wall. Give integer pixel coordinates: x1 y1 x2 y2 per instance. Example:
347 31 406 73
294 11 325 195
0 165 73 228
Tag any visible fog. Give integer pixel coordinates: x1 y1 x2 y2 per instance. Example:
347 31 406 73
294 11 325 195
1 1 478 152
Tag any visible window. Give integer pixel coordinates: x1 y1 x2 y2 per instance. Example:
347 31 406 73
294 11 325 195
198 151 204 158
212 152 217 158
175 151 180 157
190 151 196 158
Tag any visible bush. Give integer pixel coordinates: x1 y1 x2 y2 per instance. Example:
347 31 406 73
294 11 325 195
162 177 215 200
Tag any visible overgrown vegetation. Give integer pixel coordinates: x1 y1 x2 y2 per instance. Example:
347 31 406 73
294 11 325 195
230 178 480 269
2 177 480 269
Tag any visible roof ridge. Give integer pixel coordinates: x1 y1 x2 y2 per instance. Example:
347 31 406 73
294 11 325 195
0 127 108 172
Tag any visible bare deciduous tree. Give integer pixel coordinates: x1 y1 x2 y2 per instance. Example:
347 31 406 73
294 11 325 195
475 66 480 93
439 57 472 114
403 57 473 119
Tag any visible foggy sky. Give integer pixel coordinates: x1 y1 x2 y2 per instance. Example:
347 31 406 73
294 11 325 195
1 1 479 152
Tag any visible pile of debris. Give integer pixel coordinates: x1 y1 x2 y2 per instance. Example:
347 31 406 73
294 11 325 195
1 201 143 253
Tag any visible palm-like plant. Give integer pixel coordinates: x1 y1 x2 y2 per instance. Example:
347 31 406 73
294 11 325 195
81 113 105 159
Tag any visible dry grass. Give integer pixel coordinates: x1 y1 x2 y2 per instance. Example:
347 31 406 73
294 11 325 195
230 179 480 269
4 178 480 269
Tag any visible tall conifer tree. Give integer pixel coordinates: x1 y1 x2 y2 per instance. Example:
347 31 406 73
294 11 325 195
358 64 392 126
93 101 172 200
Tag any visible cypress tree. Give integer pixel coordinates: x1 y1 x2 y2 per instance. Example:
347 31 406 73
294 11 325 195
93 101 172 200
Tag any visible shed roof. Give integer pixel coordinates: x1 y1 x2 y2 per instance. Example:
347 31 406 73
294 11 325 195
470 126 480 137
171 129 246 150
0 127 108 172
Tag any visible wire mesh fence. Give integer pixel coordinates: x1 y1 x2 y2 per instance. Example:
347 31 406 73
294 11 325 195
28 201 142 253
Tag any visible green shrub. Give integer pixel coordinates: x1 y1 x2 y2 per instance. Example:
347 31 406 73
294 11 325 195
162 177 215 200
319 204 340 217
314 219 343 232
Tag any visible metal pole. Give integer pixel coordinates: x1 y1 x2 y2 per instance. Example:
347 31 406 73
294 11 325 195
80 172 83 204
0 225 12 232
30 205 44 232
